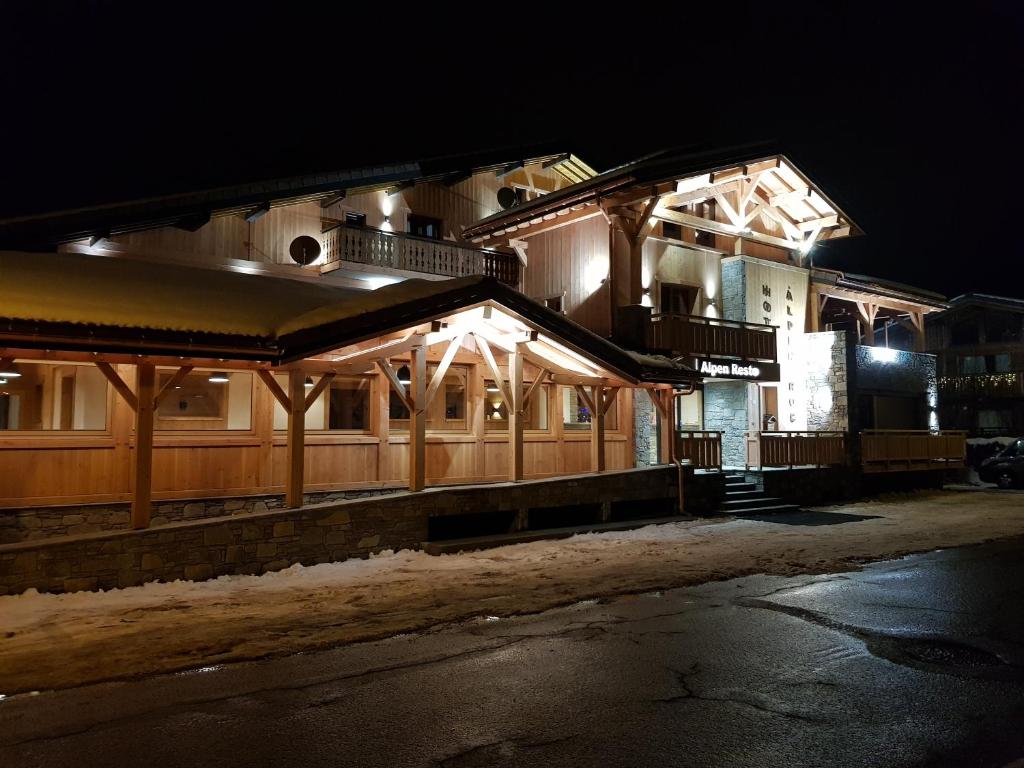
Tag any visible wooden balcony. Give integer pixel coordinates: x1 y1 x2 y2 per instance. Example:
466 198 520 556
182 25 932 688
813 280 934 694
674 430 722 470
861 430 966 473
745 431 847 469
649 313 777 363
938 372 1024 399
322 224 520 286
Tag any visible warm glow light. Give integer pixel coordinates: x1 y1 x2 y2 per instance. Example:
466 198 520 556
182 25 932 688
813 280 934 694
397 365 411 386
362 275 401 291
208 372 230 383
486 385 500 393
304 376 314 389
583 259 607 296
869 346 898 363
0 362 21 378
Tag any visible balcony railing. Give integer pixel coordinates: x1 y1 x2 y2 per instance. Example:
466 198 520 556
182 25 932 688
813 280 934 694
322 224 520 286
861 430 966 473
938 372 1024 399
650 313 777 363
674 430 722 470
745 431 847 469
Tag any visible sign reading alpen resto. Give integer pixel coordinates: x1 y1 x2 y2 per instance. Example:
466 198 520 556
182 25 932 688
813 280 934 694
693 357 781 382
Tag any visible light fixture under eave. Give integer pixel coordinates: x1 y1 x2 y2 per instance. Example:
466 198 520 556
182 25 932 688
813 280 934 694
208 372 230 384
0 362 21 378
304 376 314 389
485 385 500 393
397 365 411 386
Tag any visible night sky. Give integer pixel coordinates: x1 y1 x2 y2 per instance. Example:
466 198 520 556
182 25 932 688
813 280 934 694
2 3 1021 299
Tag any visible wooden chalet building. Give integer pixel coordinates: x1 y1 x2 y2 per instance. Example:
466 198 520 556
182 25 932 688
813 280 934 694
0 143 966 551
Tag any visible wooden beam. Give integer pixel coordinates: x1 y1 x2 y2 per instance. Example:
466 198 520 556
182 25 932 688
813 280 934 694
574 384 596 415
509 345 524 482
304 372 336 411
424 334 464 407
285 369 306 508
376 359 413 413
521 369 549 408
408 343 426 492
653 207 800 251
602 387 620 416
320 191 346 209
590 384 605 473
472 205 602 243
327 333 425 371
131 363 156 529
474 335 512 409
153 365 194 409
96 361 138 412
256 369 291 410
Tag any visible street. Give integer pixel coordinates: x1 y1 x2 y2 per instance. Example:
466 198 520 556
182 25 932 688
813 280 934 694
2 536 1023 768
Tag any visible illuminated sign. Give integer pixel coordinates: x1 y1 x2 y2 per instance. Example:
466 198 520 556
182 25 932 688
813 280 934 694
694 357 780 382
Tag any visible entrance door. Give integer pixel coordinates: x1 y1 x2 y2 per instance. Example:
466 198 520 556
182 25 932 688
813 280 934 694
760 385 779 431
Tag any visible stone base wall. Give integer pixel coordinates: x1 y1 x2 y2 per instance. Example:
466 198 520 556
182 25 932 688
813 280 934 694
704 381 749 467
0 466 725 596
0 488 401 545
633 389 657 466
803 331 850 432
741 466 946 507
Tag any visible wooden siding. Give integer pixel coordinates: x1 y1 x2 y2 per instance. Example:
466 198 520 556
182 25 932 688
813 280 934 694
0 361 633 508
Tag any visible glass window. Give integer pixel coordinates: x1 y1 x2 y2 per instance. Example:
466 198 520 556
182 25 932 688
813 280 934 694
959 355 986 374
156 370 252 430
561 386 617 431
484 381 550 431
388 364 469 431
994 354 1011 373
0 362 108 431
272 375 371 432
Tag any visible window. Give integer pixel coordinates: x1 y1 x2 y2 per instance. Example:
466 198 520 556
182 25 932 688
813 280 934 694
484 381 550 431
388 364 469 431
660 283 699 316
561 386 618 431
544 295 563 314
994 354 1012 373
960 354 1013 374
345 211 367 227
959 355 986 374
156 370 252 430
407 214 443 240
0 362 108 431
661 221 682 240
272 375 371 432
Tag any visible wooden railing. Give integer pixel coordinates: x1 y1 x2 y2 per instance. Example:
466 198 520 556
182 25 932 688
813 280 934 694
322 224 520 286
745 431 847 469
861 430 967 473
938 372 1024 399
674 430 722 470
649 314 777 363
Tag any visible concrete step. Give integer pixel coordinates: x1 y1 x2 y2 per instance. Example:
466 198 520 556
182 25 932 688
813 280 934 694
731 503 803 516
725 488 761 498
721 497 789 512
724 474 747 485
421 515 693 556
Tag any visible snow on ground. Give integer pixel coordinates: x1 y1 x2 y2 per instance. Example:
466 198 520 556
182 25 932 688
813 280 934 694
2 490 1024 694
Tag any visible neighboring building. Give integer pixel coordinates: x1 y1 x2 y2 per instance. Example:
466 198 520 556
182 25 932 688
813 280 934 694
926 294 1024 436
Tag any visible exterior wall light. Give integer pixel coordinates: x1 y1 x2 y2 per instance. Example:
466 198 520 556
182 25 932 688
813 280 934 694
304 376 314 389
397 365 411 386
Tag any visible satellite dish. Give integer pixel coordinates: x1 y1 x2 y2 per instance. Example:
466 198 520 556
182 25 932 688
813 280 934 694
289 235 321 266
497 186 519 210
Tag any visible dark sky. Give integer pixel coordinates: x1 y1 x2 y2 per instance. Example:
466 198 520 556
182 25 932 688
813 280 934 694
2 2 1021 299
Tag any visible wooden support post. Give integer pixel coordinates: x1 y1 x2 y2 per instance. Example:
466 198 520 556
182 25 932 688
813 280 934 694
285 369 306 508
409 342 426 492
590 385 606 472
808 285 820 333
131 362 156 529
509 344 524 482
909 311 926 352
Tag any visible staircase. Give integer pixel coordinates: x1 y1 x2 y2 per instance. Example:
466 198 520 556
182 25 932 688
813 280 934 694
721 474 801 516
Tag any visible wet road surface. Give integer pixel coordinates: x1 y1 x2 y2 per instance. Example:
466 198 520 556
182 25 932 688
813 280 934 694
2 537 1024 767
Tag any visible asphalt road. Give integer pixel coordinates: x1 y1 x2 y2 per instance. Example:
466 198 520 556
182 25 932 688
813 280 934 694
2 537 1024 768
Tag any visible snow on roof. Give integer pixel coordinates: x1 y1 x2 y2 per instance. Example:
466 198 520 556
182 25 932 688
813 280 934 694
0 250 478 339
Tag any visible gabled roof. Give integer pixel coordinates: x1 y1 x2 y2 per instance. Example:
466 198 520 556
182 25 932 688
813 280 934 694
0 146 594 250
462 142 863 244
0 250 694 384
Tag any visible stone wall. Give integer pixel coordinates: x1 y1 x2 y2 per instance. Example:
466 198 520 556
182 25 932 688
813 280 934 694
721 258 747 322
0 488 400 545
633 389 657 466
851 345 939 432
803 331 850 432
704 381 749 467
0 466 725 596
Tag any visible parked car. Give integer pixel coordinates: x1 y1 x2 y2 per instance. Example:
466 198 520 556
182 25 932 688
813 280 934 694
978 438 1024 489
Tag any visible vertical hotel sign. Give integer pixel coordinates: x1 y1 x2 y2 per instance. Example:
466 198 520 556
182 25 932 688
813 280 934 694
742 257 809 429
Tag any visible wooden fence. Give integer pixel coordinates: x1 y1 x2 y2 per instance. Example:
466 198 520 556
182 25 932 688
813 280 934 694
860 430 967 473
674 431 722 470
745 431 847 469
650 314 777 362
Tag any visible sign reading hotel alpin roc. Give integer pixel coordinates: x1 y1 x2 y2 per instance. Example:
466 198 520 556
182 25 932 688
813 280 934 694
693 357 781 382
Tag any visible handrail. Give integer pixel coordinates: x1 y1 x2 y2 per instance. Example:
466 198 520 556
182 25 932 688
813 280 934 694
745 430 847 470
321 223 520 286
860 429 967 473
674 430 723 470
648 313 778 363
651 313 777 333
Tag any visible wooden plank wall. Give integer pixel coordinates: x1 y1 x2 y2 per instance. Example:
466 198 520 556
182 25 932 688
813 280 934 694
0 361 634 509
